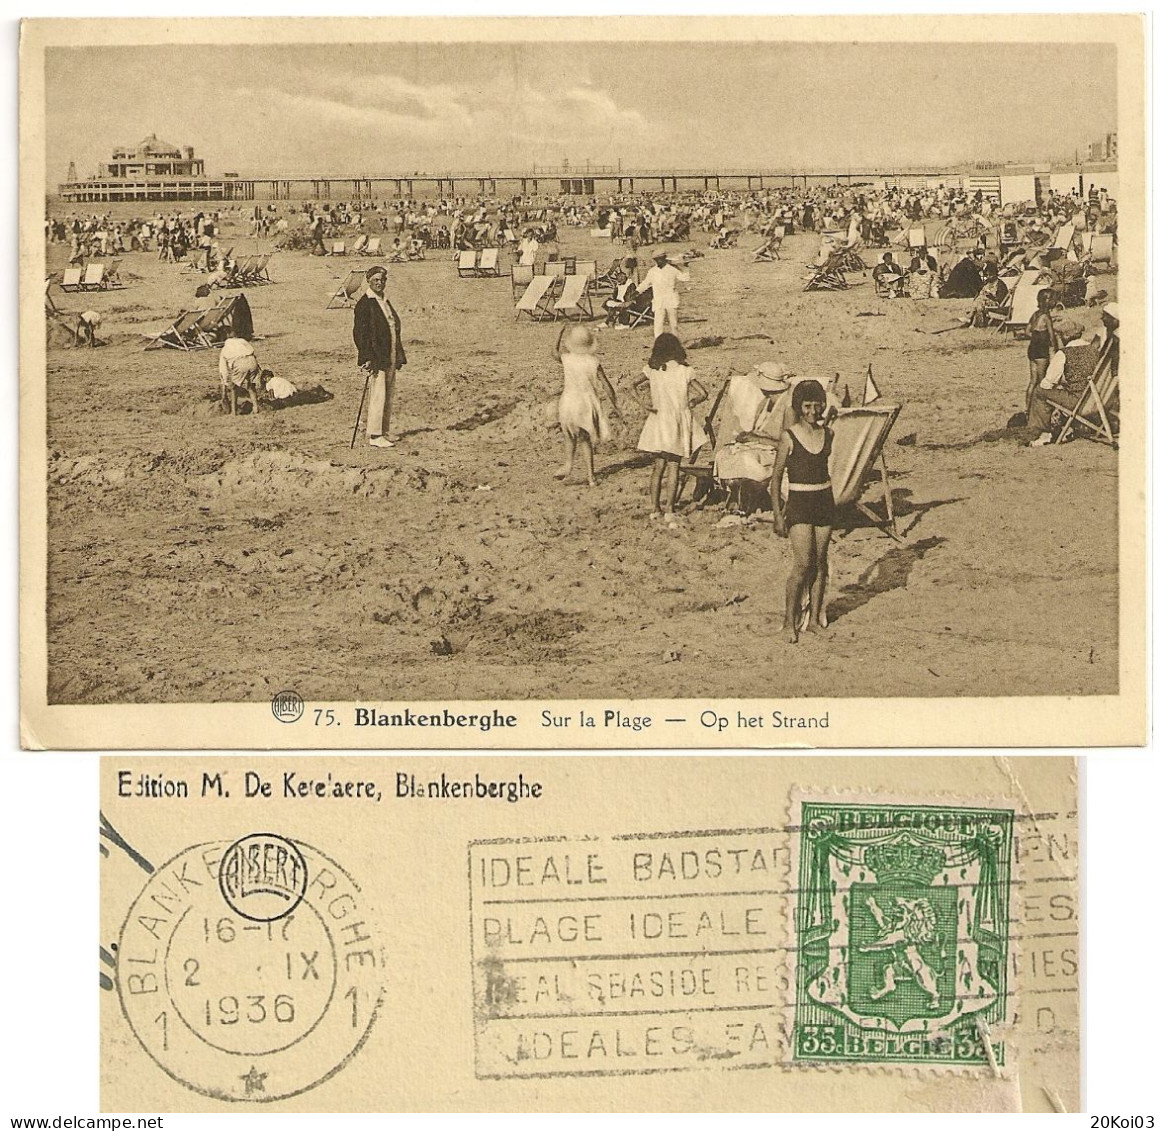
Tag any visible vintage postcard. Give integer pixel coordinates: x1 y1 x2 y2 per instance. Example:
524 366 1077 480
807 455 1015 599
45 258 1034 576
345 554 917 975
21 16 1145 748
99 755 1079 1111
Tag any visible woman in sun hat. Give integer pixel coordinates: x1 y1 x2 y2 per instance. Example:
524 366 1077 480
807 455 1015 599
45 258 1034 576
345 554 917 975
552 324 620 487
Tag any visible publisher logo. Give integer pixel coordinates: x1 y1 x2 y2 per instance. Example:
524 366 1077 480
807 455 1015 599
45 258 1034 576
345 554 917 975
271 690 305 724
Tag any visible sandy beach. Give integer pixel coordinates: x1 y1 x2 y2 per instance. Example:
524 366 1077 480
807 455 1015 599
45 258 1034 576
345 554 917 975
42 214 1119 704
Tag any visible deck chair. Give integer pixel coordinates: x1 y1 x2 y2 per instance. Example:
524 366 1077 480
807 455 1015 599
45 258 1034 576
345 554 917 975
477 248 501 277
827 404 904 541
103 258 125 288
907 227 927 250
362 237 382 256
60 267 84 292
232 255 258 282
328 240 346 256
457 249 479 277
352 234 369 255
620 287 654 329
253 254 273 283
574 260 597 281
553 273 593 320
1054 337 1119 447
502 229 518 245
544 261 568 283
511 263 535 299
1084 232 1114 269
79 263 106 290
999 269 1044 334
589 227 613 239
804 251 851 291
142 307 211 351
514 275 557 321
752 234 782 262
327 269 367 309
194 294 242 348
595 258 623 287
679 379 733 500
1053 222 1075 251
982 272 1024 330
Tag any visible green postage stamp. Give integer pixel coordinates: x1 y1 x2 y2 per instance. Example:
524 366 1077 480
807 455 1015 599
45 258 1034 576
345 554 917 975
793 800 1014 1068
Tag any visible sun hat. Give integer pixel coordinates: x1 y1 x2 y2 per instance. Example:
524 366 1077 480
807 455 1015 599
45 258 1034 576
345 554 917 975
652 248 669 260
1102 302 1119 322
752 361 794 392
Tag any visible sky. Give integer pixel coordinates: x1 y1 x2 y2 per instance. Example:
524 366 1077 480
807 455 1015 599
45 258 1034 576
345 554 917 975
45 41 1118 185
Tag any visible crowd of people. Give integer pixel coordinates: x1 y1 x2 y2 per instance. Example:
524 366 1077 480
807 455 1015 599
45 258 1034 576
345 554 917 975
48 174 1119 640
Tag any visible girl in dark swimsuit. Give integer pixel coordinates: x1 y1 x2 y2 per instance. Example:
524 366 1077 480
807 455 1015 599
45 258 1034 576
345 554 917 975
770 380 835 644
1026 288 1058 418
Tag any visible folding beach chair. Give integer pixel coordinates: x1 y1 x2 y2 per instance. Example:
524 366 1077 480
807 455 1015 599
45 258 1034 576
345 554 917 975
253 254 273 284
1054 337 1119 447
595 258 623 287
679 379 732 502
982 272 1023 330
192 295 243 349
59 267 84 292
79 263 106 290
1084 232 1114 270
477 248 501 277
574 260 597 282
1053 222 1075 251
620 288 654 329
907 227 927 250
589 227 613 239
142 307 210 351
362 237 382 257
457 249 479 278
328 240 346 256
514 274 557 321
827 404 904 540
511 263 534 300
544 261 568 286
553 274 594 320
999 269 1044 335
752 234 782 262
352 234 369 255
804 251 851 292
103 258 125 289
326 269 367 310
232 255 258 283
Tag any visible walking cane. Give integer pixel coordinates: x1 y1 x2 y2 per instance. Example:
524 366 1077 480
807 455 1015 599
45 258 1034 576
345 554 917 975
350 366 371 449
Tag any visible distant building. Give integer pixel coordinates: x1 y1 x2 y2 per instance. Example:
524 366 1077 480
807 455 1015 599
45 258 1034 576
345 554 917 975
99 134 205 179
1088 132 1118 162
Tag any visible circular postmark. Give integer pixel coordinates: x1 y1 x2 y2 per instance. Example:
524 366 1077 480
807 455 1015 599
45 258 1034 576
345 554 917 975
117 838 383 1102
271 691 305 724
219 834 308 923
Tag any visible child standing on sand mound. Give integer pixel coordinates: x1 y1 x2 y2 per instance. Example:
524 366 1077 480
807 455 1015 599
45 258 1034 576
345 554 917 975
553 325 621 487
632 333 708 528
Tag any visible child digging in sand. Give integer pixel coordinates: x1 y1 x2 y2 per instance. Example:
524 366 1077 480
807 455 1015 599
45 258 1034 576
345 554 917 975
770 379 834 643
553 325 620 486
633 332 707 527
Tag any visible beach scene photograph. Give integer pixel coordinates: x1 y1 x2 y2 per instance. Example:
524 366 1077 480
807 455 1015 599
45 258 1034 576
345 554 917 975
30 24 1132 706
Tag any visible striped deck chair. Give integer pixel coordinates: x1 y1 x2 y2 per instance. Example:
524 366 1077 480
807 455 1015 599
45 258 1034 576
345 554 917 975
457 249 479 277
828 404 905 540
327 269 366 310
477 248 501 277
553 273 593 320
514 275 556 321
1054 336 1119 447
59 267 84 292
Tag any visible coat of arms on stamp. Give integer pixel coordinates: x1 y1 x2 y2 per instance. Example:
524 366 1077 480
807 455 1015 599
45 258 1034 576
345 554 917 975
793 801 1013 1067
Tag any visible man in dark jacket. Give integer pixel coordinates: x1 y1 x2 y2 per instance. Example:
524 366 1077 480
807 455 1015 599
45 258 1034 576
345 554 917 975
352 265 407 448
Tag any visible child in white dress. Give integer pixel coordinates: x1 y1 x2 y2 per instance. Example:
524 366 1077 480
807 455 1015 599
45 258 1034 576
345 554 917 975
632 333 708 525
554 325 620 486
